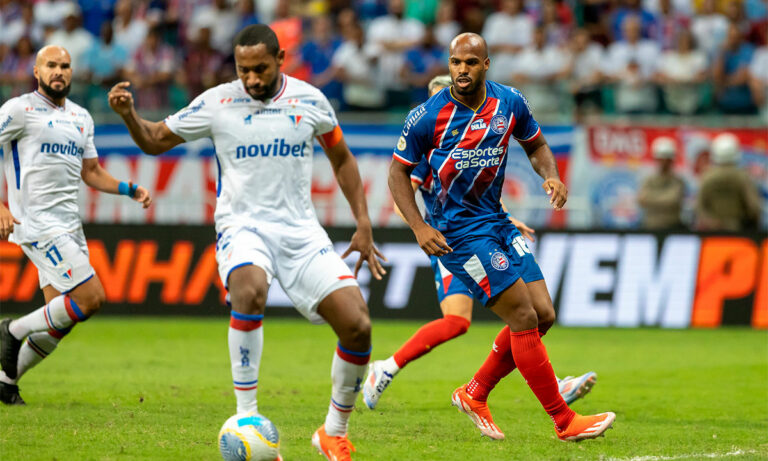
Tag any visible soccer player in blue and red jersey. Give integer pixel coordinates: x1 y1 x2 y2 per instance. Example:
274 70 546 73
388 33 615 442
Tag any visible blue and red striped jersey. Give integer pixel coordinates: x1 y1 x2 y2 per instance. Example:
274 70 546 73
393 80 541 238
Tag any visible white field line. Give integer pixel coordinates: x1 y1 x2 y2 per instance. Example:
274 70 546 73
604 449 760 461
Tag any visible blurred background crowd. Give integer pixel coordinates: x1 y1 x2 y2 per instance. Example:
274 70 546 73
1 0 767 121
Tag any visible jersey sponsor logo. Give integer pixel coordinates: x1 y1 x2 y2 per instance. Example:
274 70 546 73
177 100 205 120
470 119 488 131
25 106 46 112
397 136 407 151
490 114 508 134
450 145 505 169
401 105 426 136
244 114 252 125
490 252 509 271
40 141 85 156
47 121 54 128
235 139 306 159
0 115 12 134
220 97 251 105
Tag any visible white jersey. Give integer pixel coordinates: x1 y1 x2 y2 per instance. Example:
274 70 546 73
0 91 97 244
164 75 338 233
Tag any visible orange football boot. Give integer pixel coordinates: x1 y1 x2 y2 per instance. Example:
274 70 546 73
451 385 505 440
556 412 616 441
312 425 356 460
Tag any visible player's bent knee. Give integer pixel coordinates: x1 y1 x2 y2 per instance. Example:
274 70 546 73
344 316 371 350
230 285 267 315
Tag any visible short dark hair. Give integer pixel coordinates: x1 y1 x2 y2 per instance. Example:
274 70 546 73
233 24 280 55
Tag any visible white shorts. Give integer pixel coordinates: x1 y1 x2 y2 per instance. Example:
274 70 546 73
20 228 95 293
215 223 358 324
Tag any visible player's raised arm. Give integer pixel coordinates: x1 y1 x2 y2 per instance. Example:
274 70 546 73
107 81 184 155
322 132 387 280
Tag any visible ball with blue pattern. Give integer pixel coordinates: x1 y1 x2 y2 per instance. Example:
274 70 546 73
218 412 280 461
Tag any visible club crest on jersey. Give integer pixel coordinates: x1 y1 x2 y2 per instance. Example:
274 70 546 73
490 252 509 271
287 114 302 128
490 115 508 134
62 269 72 279
470 119 488 131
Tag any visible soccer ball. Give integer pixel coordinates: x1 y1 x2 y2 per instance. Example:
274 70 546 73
218 412 281 461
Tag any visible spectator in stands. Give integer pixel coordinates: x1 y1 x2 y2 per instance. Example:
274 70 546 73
188 0 240 55
332 21 386 110
652 0 690 50
113 0 148 57
564 28 606 118
125 26 175 110
510 26 569 113
484 0 533 82
237 0 260 30
406 0 439 24
691 0 729 58
611 0 657 40
402 25 448 102
748 34 768 114
434 0 460 49
300 15 343 106
33 0 74 28
45 3 93 80
713 22 757 114
366 0 425 107
337 7 359 41
177 26 224 98
1 3 44 48
84 22 128 89
637 137 686 229
655 29 708 114
696 133 762 230
605 15 661 113
0 36 36 98
578 0 613 43
539 0 572 46
723 0 750 35
271 0 310 81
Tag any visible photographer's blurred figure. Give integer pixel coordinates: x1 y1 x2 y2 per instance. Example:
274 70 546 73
695 133 762 231
637 137 685 229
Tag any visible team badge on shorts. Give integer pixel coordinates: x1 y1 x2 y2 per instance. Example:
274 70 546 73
490 115 508 134
490 252 509 271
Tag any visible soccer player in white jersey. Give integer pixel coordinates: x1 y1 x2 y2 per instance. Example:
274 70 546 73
0 45 152 405
107 25 384 461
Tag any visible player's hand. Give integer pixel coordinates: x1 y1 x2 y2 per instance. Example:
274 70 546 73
0 206 20 241
509 217 535 242
108 82 135 117
132 186 152 209
542 178 567 210
342 223 387 280
414 223 452 256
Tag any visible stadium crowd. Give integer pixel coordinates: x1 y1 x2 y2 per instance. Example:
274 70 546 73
1 0 767 118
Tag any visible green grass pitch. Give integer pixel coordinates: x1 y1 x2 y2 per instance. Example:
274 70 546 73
0 317 766 461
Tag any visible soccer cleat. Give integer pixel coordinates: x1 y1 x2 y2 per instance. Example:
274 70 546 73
362 360 393 409
311 425 356 461
451 385 505 440
556 412 615 441
0 381 26 405
558 372 597 405
0 318 22 380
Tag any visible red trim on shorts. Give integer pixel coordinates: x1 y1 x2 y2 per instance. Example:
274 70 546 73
338 275 355 280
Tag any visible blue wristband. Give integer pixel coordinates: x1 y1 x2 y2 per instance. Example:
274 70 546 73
118 181 138 198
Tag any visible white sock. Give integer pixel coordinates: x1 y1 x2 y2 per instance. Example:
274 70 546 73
228 311 263 414
324 344 370 436
381 356 401 376
9 295 85 339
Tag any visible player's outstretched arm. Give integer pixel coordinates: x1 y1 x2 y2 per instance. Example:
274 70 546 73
388 160 452 256
0 204 20 241
521 135 568 210
81 158 152 208
324 136 387 280
108 81 184 155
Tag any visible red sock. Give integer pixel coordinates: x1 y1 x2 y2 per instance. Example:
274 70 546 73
466 325 515 401
510 328 575 431
466 324 550 401
392 315 470 368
